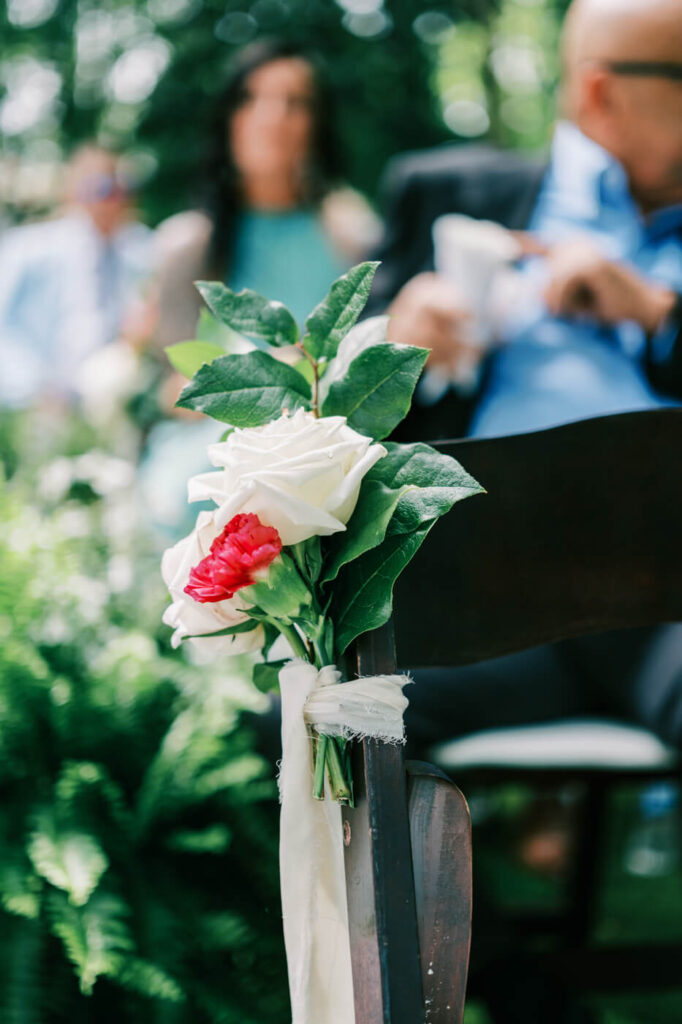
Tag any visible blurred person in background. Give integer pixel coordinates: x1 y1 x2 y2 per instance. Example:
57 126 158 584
140 38 381 536
155 37 380 345
0 145 153 408
362 0 682 759
370 0 682 444
359 4 682 1019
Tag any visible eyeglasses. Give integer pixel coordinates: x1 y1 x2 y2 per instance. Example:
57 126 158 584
601 60 682 82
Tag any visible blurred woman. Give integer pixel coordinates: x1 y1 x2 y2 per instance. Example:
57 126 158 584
155 38 380 344
142 39 380 535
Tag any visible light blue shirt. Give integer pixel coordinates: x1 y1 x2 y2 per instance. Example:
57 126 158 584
0 213 153 406
470 123 682 438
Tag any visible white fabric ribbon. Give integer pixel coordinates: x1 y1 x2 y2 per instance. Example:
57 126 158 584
278 660 411 1024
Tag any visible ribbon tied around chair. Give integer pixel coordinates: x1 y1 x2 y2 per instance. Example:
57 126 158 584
278 659 411 1024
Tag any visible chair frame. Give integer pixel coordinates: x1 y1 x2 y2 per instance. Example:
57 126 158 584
342 409 682 1017
343 623 473 1024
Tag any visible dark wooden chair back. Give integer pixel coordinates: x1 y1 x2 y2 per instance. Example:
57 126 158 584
395 409 682 668
342 409 682 1023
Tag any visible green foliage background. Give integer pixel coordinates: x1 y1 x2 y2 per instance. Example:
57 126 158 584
1 0 569 225
0 419 289 1022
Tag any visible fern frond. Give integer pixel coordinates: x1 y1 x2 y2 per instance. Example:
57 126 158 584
27 824 108 907
46 890 134 995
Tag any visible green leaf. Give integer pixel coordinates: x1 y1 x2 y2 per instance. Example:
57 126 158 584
185 618 260 641
290 536 323 586
195 307 231 344
321 343 428 439
107 955 185 1003
252 660 287 694
28 828 108 907
196 281 299 347
321 480 411 585
241 554 312 623
330 524 432 656
0 864 41 919
304 261 379 361
367 441 485 535
329 442 485 653
47 890 134 995
165 341 225 378
166 824 231 854
176 350 311 426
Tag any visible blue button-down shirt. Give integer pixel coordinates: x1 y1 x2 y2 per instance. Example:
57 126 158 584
470 122 682 438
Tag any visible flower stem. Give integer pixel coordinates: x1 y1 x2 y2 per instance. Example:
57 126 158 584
313 734 328 799
325 735 352 804
275 622 308 661
296 342 320 417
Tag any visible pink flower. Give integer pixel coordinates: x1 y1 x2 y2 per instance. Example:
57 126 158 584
184 513 282 604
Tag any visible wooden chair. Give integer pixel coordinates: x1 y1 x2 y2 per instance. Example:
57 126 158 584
342 408 682 1021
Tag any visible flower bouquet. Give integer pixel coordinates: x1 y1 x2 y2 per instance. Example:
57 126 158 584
161 261 482 803
161 261 482 1021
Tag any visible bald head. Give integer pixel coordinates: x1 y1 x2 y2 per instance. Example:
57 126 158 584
564 0 682 71
561 0 682 209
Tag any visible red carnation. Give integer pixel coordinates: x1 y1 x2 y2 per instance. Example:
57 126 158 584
184 513 282 604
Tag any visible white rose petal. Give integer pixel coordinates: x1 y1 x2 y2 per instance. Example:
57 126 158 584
186 408 386 546
161 510 263 657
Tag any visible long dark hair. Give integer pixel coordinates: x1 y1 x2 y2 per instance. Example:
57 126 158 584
204 38 341 277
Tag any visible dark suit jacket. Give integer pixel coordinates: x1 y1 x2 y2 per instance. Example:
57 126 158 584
367 144 546 316
367 143 682 441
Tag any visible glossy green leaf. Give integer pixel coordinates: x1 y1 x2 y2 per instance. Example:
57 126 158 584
321 343 428 439
320 480 411 585
304 261 379 361
176 350 311 426
367 441 485 535
165 341 225 378
196 280 299 347
331 524 431 656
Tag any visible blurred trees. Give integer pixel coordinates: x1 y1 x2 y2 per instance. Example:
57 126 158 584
1 0 569 224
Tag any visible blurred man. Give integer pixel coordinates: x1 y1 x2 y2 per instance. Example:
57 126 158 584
0 145 153 406
365 0 682 759
371 0 682 444
367 7 682 1020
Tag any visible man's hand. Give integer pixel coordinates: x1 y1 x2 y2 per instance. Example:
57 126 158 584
544 240 675 334
386 272 476 372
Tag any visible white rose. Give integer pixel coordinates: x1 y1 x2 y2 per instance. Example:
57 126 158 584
187 408 386 545
161 509 264 658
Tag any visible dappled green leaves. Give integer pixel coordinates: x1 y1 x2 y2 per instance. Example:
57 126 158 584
321 342 428 439
176 350 311 425
304 261 379 361
331 524 432 655
28 828 108 908
0 465 288 1021
326 441 484 654
196 282 299 347
321 480 410 585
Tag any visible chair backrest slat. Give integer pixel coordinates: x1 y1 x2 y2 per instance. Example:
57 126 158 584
343 623 425 1023
393 410 682 667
